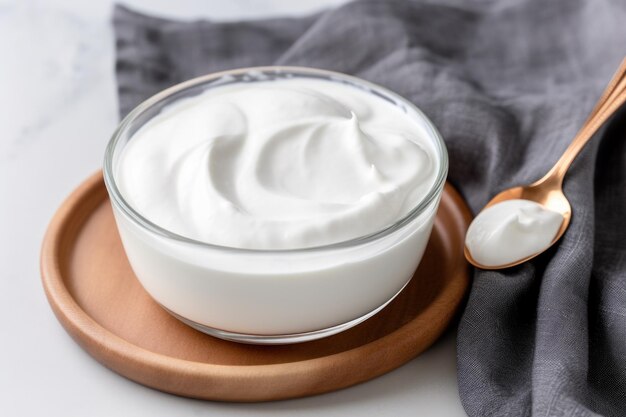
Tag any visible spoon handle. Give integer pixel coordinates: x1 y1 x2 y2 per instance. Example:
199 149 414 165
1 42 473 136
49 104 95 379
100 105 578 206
537 58 626 186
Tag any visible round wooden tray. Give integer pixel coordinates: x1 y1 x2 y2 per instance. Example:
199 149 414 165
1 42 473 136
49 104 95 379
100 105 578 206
41 172 471 402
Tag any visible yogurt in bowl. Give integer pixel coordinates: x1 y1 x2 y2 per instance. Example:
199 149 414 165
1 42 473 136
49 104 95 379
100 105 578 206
103 67 448 344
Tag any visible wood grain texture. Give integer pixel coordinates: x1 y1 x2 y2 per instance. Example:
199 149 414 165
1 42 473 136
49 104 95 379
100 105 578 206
40 171 472 402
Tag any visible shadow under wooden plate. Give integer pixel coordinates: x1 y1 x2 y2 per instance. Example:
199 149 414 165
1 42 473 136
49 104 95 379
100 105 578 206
41 171 471 402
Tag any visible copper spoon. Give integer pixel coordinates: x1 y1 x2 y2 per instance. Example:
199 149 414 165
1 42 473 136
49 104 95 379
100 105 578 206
465 58 626 270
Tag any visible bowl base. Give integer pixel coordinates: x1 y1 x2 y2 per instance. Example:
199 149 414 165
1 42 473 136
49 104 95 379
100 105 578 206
160 280 411 345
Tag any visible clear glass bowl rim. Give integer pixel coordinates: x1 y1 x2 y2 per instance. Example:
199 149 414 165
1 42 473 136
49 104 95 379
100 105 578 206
103 66 449 254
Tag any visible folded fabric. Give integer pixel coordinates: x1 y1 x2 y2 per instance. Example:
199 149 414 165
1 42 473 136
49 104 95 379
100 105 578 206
113 1 626 415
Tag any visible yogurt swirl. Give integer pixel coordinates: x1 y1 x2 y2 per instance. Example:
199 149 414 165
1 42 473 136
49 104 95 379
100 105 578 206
116 78 438 249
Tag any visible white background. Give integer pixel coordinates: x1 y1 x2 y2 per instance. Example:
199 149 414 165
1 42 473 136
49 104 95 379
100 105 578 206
0 0 465 415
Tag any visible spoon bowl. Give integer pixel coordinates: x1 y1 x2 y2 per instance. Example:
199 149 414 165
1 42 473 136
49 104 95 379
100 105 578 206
464 182 571 270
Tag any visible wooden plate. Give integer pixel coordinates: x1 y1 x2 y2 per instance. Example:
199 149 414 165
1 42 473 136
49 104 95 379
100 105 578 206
41 172 471 402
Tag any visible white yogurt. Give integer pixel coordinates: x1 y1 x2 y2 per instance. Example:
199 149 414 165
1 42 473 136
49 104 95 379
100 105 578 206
106 70 446 341
465 199 563 267
116 78 437 249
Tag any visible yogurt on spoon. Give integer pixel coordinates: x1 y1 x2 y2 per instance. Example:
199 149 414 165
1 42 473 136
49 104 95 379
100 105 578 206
465 199 564 267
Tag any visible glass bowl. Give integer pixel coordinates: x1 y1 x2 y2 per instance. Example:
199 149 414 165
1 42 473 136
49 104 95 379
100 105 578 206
103 67 448 344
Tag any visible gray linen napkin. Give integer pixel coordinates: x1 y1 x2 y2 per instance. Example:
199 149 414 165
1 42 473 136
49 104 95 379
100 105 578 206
113 1 626 415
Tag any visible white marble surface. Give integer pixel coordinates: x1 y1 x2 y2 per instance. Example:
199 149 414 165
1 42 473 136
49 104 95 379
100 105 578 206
0 0 466 415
